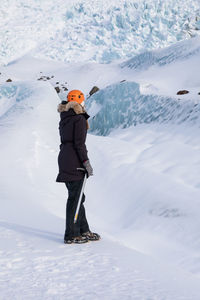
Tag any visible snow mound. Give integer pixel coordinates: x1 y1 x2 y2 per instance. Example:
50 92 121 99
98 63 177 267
0 81 61 226
87 81 200 135
1 0 200 64
0 82 34 122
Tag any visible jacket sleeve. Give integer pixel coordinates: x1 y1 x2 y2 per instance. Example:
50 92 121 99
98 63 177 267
74 115 89 163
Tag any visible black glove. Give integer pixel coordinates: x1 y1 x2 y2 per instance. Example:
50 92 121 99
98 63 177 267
83 160 94 177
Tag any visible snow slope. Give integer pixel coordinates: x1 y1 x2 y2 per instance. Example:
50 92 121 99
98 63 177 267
89 125 200 274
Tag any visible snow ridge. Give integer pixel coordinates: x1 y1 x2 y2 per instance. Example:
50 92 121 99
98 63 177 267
121 36 200 70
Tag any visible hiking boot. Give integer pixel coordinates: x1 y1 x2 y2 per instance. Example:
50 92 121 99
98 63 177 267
64 239 73 244
64 236 88 244
82 231 101 241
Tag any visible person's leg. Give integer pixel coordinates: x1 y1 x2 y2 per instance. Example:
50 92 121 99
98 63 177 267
64 179 90 240
79 193 90 235
64 180 83 240
79 193 101 241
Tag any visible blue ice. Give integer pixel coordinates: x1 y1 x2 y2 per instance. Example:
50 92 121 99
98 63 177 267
86 81 200 136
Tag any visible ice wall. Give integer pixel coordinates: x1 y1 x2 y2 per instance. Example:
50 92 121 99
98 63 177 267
87 81 200 135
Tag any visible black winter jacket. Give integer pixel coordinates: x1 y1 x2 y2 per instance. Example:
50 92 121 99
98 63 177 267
56 101 89 182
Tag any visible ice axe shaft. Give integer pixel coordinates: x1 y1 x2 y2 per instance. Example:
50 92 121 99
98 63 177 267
74 169 87 224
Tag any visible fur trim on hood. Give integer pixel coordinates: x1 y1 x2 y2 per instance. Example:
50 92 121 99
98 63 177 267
57 101 89 129
57 101 86 114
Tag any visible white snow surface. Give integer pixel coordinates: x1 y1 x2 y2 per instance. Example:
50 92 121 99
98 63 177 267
1 1 200 299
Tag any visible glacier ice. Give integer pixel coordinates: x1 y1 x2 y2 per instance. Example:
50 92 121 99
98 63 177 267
1 0 200 65
86 81 200 135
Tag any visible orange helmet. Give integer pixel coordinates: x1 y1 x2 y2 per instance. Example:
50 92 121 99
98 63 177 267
67 90 85 104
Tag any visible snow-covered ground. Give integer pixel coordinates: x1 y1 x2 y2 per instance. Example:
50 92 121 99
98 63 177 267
0 79 200 299
1 61 200 298
2 225 200 300
1 0 200 299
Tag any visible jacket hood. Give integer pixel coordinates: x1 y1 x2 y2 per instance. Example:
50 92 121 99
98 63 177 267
57 101 90 130
57 101 86 114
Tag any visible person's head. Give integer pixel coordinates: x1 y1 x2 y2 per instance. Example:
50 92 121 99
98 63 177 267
67 90 85 104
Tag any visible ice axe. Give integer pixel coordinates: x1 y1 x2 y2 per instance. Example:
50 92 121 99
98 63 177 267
74 168 87 224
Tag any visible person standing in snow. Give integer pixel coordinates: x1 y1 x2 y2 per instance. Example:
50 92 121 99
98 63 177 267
56 90 100 244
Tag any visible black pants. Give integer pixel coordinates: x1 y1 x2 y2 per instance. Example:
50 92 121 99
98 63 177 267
64 179 89 239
